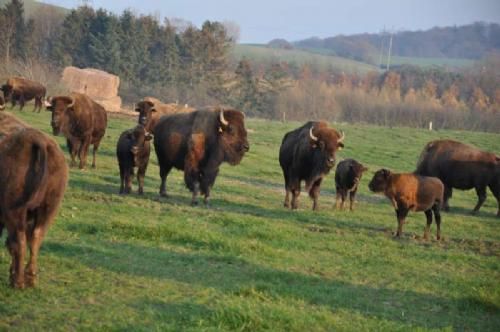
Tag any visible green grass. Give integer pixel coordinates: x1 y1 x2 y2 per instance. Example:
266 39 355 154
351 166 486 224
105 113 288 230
1 107 499 331
389 56 476 69
232 44 379 74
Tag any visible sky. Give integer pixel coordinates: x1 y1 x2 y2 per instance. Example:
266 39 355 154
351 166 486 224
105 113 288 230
43 0 500 43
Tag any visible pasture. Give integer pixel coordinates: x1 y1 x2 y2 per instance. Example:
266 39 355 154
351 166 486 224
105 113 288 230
1 109 499 331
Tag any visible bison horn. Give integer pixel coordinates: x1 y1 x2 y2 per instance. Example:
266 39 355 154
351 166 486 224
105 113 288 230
309 126 318 141
67 97 75 108
44 97 52 107
220 108 229 126
338 130 345 143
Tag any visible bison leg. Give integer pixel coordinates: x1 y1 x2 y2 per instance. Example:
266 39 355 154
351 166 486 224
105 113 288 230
284 189 291 208
423 209 433 240
124 168 132 194
309 178 323 211
68 139 80 168
91 143 100 169
5 213 27 288
432 203 442 240
335 189 341 210
119 166 125 194
200 168 219 207
443 186 452 211
19 95 26 111
33 97 41 112
395 208 408 238
472 186 487 215
290 181 301 210
159 165 172 197
25 222 46 287
488 182 500 217
137 166 146 195
349 189 357 211
78 138 92 169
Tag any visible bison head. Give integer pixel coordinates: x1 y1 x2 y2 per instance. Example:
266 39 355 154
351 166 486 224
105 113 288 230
45 96 74 136
217 108 249 165
368 169 392 193
1 84 12 102
130 125 153 164
135 100 156 129
309 123 345 169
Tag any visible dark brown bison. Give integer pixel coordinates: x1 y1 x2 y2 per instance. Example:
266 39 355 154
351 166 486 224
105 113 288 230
335 159 368 211
279 121 345 210
368 169 444 240
116 125 153 194
45 93 107 169
136 98 195 132
415 139 500 217
153 108 249 205
1 77 46 112
0 112 68 288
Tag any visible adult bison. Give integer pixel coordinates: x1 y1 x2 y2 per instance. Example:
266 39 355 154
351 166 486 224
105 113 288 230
136 98 195 132
1 77 46 112
154 107 249 205
45 93 107 169
415 139 499 217
0 112 68 288
279 121 345 210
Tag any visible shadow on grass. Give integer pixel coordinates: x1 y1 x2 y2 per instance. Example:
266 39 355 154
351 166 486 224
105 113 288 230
44 240 500 330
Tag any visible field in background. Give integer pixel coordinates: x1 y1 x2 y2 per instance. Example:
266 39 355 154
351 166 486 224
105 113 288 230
0 108 499 331
232 45 379 73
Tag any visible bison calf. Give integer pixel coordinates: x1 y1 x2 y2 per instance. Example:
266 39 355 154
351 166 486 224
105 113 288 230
116 125 152 194
368 169 444 240
335 159 368 211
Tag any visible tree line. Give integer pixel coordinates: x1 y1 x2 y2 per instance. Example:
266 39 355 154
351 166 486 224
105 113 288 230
0 0 498 132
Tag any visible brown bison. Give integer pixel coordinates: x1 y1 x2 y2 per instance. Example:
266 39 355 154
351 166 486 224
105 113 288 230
116 125 153 194
154 108 249 206
415 139 500 217
335 159 368 211
0 112 68 288
279 121 345 210
368 169 444 240
45 93 107 169
1 77 46 112
137 97 195 132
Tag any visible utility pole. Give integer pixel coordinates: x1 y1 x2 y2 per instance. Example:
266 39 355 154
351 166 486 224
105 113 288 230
386 30 393 71
378 27 386 69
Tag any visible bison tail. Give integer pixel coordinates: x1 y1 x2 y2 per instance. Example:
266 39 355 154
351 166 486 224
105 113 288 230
14 140 49 209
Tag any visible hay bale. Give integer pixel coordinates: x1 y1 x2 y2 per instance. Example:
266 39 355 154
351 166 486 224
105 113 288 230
95 96 122 113
62 66 120 100
143 96 195 115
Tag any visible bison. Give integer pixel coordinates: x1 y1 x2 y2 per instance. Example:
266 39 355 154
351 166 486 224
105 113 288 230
0 112 68 288
153 107 249 206
279 121 345 210
137 98 195 132
368 169 444 240
1 77 46 112
335 159 368 211
116 125 153 195
415 139 499 217
45 93 107 169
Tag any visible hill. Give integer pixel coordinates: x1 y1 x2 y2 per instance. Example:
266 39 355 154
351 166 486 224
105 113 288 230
1 109 499 330
293 22 499 67
232 44 379 74
0 0 68 17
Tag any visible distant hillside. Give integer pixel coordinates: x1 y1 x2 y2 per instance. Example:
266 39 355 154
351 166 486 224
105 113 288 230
0 0 68 17
232 44 378 74
293 22 500 65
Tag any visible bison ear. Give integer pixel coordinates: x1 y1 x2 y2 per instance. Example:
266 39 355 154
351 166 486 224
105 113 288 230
337 142 344 150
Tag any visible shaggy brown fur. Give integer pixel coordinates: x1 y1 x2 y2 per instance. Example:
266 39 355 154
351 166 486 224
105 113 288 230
1 77 46 112
416 139 500 217
369 169 444 240
46 93 107 169
0 112 68 288
335 159 368 211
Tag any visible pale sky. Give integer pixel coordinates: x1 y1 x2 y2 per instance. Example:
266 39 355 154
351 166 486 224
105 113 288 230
43 0 500 43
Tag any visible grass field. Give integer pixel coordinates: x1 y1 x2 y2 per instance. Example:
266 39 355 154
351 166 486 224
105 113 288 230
1 108 499 331
232 45 379 74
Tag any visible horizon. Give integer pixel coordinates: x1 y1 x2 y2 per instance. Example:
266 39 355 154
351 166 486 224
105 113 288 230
41 0 500 44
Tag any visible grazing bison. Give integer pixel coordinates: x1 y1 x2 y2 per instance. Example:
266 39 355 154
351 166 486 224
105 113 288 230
279 121 345 210
415 139 500 217
0 112 68 288
335 159 368 211
154 108 249 205
45 93 107 169
1 77 46 112
368 169 444 240
116 125 153 194
137 98 195 132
